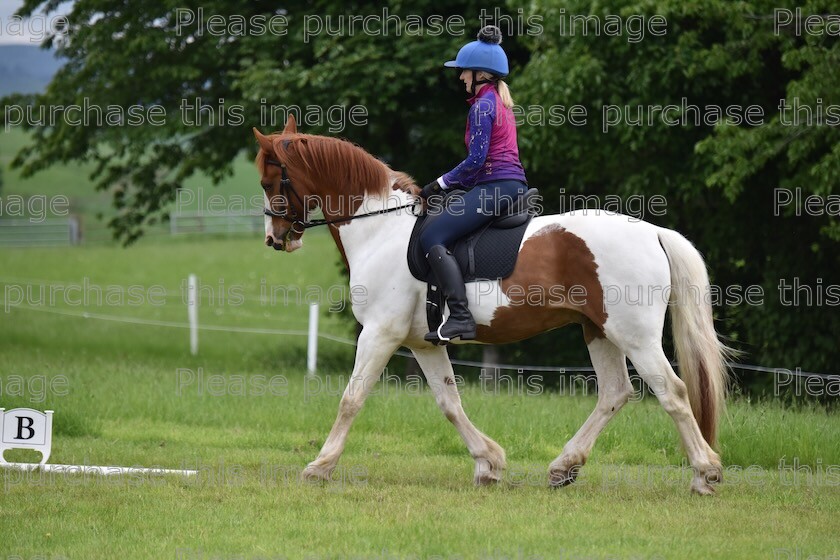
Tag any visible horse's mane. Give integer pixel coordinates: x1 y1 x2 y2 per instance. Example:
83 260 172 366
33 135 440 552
256 133 419 198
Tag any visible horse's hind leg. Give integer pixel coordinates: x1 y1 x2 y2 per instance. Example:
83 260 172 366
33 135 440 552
411 345 506 485
549 336 634 487
625 345 722 495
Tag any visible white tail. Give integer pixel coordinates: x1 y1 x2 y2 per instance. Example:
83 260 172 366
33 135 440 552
657 229 732 447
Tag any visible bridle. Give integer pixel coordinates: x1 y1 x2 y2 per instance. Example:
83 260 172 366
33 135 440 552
262 158 418 233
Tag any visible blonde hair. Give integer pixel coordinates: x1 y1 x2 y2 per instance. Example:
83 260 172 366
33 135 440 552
496 80 514 109
477 70 514 109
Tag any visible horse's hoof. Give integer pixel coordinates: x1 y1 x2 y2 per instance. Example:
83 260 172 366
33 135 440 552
690 478 716 496
300 464 332 482
549 466 580 488
474 471 502 486
474 459 503 486
704 466 723 485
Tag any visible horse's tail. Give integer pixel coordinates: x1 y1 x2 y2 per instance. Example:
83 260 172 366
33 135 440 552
657 228 733 448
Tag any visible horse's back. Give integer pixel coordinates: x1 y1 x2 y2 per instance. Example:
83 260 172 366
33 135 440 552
492 211 675 340
521 211 670 275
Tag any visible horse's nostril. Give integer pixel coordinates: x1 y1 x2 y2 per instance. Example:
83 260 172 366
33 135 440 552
265 236 274 247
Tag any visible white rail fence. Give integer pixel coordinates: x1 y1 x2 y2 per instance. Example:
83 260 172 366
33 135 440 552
2 273 836 383
0 212 263 247
169 212 263 236
0 218 81 247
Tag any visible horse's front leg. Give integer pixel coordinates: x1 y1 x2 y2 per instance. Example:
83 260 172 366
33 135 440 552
411 346 506 485
301 325 401 481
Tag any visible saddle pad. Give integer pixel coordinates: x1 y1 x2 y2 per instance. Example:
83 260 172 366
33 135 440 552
407 214 532 284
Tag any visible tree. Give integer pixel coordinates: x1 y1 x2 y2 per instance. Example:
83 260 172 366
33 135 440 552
511 0 839 375
3 0 526 242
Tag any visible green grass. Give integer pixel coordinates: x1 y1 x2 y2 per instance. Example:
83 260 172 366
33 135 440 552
1 237 839 559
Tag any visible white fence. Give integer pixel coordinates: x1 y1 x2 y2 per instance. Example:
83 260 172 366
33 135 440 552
0 218 81 247
169 212 263 236
0 213 263 247
1 272 837 382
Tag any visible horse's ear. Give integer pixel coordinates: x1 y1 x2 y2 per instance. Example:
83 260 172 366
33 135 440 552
253 127 274 154
283 114 297 134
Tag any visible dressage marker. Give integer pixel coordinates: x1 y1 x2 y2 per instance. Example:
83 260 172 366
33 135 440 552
0 408 196 477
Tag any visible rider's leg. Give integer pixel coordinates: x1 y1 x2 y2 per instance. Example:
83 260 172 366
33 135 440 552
419 180 528 343
419 180 528 252
424 244 476 342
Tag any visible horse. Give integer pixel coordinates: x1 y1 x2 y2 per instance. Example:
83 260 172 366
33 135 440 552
253 115 731 495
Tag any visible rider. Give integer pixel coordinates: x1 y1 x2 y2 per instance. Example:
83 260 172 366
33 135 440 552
419 25 529 344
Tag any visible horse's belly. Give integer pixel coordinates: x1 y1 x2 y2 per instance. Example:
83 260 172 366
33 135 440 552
466 280 583 344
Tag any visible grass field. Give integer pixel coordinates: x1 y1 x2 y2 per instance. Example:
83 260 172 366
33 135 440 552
1 232 839 560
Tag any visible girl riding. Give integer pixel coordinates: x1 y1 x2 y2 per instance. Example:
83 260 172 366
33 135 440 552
419 25 529 344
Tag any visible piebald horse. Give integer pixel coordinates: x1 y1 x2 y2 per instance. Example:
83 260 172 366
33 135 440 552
254 116 730 495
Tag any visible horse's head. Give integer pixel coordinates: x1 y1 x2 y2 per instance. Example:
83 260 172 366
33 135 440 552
253 116 311 252
254 116 419 254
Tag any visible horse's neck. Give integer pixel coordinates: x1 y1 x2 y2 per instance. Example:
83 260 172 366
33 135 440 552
334 190 416 274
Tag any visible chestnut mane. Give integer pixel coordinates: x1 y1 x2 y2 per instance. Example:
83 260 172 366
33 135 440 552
256 133 418 198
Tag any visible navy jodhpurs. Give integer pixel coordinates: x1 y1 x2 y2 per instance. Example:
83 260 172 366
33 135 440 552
419 179 529 254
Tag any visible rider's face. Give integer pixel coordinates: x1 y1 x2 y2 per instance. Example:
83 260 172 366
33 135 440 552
459 69 472 92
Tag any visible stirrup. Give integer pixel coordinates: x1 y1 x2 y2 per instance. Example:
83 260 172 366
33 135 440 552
423 323 447 345
423 313 476 345
436 322 451 343
423 330 446 345
436 322 477 342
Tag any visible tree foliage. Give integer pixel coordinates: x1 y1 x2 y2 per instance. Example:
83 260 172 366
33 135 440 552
5 0 517 242
513 0 839 374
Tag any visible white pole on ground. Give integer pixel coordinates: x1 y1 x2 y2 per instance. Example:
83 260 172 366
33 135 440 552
307 302 319 375
188 274 198 356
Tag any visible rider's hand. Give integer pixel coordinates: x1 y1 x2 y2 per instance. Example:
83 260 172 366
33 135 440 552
419 180 443 200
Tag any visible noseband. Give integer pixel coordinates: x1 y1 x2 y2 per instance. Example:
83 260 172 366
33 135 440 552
263 158 308 233
262 158 418 231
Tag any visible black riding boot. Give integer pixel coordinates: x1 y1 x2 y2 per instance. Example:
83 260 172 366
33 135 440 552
423 245 476 344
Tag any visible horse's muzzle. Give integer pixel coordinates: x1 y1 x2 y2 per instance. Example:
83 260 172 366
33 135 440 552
265 235 284 251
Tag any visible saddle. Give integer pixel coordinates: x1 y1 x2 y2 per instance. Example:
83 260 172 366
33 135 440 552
407 188 540 333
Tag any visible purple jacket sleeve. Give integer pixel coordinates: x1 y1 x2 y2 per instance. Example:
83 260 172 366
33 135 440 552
442 95 496 187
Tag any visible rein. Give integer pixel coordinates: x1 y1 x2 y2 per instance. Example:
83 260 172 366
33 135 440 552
263 158 418 232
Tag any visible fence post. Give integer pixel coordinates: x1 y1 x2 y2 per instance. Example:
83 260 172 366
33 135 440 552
188 274 198 356
69 216 81 245
307 303 319 375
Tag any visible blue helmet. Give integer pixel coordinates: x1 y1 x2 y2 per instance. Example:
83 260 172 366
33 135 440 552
444 26 509 77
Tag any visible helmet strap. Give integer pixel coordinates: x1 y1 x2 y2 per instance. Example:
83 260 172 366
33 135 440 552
470 70 498 96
